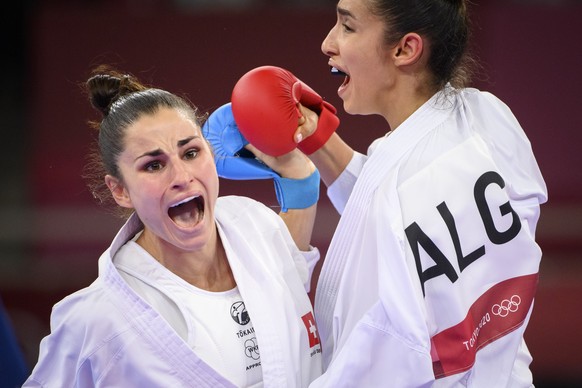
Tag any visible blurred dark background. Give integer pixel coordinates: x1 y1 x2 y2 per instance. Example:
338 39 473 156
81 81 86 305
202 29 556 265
1 0 581 386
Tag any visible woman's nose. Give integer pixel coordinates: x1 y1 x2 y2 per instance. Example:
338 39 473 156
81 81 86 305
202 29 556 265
321 25 337 57
171 161 192 188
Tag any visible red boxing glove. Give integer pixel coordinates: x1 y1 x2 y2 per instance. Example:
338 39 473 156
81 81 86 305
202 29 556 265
231 65 339 156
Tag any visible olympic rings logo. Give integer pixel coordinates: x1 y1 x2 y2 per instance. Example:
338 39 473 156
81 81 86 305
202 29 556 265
491 295 521 317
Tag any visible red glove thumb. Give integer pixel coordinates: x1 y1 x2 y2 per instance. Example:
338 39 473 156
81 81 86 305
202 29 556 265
292 81 339 155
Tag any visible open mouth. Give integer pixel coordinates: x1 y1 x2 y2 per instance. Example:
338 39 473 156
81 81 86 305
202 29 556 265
168 195 204 228
331 66 350 89
331 66 348 77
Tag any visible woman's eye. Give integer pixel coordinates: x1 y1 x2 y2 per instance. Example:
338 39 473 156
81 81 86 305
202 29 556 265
184 148 199 160
145 161 162 172
342 23 354 33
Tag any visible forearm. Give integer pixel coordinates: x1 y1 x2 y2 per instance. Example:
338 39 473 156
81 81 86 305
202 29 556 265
278 204 317 251
307 132 354 187
275 160 318 250
245 145 319 249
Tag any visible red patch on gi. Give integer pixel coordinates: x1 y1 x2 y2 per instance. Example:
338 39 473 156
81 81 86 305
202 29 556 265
301 312 320 348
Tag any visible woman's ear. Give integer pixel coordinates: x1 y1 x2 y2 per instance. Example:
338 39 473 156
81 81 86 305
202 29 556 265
105 175 133 209
393 32 425 67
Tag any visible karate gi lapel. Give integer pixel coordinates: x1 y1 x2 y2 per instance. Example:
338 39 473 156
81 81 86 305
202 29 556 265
215 208 305 387
102 214 237 387
315 89 456 365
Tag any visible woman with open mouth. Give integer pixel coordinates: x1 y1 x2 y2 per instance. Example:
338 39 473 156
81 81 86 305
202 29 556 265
239 0 548 387
24 67 323 387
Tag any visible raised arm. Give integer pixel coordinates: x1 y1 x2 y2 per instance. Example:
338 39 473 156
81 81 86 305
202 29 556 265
203 103 319 251
245 143 317 251
296 105 354 188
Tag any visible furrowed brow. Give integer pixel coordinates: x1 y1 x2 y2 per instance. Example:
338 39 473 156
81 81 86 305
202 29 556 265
178 136 198 147
135 149 162 161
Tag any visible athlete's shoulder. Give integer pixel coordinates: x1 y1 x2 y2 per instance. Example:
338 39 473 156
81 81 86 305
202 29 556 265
461 87 512 113
50 279 123 331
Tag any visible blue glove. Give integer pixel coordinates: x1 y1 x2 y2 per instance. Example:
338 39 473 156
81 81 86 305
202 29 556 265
202 103 320 212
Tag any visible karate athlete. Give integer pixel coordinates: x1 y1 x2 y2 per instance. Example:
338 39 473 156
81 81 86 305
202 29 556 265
24 67 323 387
228 0 548 386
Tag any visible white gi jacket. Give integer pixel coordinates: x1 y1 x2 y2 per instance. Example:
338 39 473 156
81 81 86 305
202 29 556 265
25 196 322 387
311 87 547 387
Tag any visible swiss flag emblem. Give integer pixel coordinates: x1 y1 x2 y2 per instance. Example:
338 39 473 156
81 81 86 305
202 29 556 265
301 312 320 348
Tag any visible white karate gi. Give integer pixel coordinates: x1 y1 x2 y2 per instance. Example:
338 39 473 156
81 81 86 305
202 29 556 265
311 87 547 387
25 196 322 387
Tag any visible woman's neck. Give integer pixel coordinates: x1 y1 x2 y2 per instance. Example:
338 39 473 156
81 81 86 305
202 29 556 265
136 228 236 292
383 72 438 131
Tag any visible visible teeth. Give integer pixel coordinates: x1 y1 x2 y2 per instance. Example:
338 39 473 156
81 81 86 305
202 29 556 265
331 67 347 76
171 195 199 207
